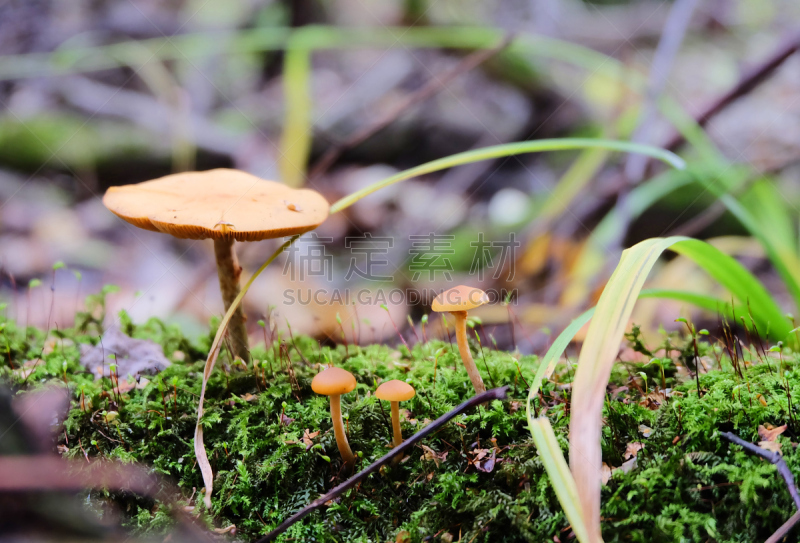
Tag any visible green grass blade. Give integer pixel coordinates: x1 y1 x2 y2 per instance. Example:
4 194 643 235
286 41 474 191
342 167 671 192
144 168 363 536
279 42 312 187
721 195 800 310
669 238 792 342
527 417 592 543
639 288 733 314
567 236 792 539
526 308 593 411
562 164 751 306
330 139 685 213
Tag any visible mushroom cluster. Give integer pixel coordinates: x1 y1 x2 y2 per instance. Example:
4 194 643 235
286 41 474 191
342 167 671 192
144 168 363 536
311 368 419 469
103 169 329 363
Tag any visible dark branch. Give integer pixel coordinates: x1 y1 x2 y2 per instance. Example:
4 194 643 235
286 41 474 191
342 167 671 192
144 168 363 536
255 386 510 543
308 35 514 181
720 431 800 509
664 32 800 152
766 510 800 543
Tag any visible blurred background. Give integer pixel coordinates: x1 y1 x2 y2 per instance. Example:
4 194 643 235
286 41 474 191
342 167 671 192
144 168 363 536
1 0 799 351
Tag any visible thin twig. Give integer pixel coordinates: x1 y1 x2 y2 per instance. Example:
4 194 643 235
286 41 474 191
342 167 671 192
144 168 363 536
255 386 510 542
720 431 800 509
664 31 800 152
766 510 800 543
308 35 515 180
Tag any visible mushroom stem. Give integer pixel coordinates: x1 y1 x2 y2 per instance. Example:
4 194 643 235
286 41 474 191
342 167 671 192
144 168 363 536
330 394 356 470
390 400 404 466
390 401 402 448
453 311 486 394
213 237 250 364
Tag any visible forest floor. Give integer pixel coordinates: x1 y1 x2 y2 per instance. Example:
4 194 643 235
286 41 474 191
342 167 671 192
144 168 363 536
3 303 800 543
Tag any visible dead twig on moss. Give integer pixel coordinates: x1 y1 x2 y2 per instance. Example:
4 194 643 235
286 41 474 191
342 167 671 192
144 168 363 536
721 431 800 541
664 31 800 152
256 386 510 543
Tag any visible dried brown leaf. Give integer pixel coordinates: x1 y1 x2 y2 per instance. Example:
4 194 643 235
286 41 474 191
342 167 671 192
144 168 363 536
624 442 644 460
758 424 787 442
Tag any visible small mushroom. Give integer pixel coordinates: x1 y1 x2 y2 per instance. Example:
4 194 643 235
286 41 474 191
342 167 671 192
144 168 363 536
375 380 415 464
103 169 329 364
432 285 490 395
311 366 357 470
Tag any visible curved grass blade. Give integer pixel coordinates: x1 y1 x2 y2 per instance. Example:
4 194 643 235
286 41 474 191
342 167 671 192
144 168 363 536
639 288 734 315
330 139 685 213
527 308 594 410
566 236 791 541
195 235 298 510
279 42 312 187
528 418 592 543
669 238 791 343
721 194 800 311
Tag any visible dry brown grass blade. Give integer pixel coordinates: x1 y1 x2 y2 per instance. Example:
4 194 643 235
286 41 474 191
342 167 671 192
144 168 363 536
194 236 297 510
569 238 681 542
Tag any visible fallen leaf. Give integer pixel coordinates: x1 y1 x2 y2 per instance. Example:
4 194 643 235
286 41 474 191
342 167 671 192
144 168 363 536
601 462 612 485
759 440 782 454
420 445 447 467
302 429 320 450
280 413 295 426
639 391 665 410
475 450 496 473
213 525 236 535
758 424 787 442
79 327 170 379
624 442 644 459
616 457 637 474
638 425 653 438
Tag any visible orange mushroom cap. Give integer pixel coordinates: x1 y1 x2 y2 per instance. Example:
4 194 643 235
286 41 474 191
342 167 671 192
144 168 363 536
311 367 357 396
375 380 416 402
102 169 329 242
431 285 489 313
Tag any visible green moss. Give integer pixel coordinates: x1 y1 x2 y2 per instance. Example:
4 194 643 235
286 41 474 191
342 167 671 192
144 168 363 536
3 302 800 542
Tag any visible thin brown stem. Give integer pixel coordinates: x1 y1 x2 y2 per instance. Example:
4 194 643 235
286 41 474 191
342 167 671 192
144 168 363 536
330 395 355 470
390 400 403 466
390 401 402 448
453 311 486 394
213 238 250 364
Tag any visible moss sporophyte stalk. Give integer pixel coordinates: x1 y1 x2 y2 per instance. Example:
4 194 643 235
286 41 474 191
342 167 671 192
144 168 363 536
6 299 800 542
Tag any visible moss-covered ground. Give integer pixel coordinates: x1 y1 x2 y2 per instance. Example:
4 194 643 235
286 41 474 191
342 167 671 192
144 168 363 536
3 302 800 542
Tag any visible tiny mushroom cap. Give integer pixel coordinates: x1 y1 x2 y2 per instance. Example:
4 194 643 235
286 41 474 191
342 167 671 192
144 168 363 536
375 380 416 402
103 168 329 241
431 285 490 313
312 367 357 396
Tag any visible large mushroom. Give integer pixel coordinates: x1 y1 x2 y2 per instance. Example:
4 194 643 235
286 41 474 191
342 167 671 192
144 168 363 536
311 366 357 471
432 285 490 395
103 169 329 363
